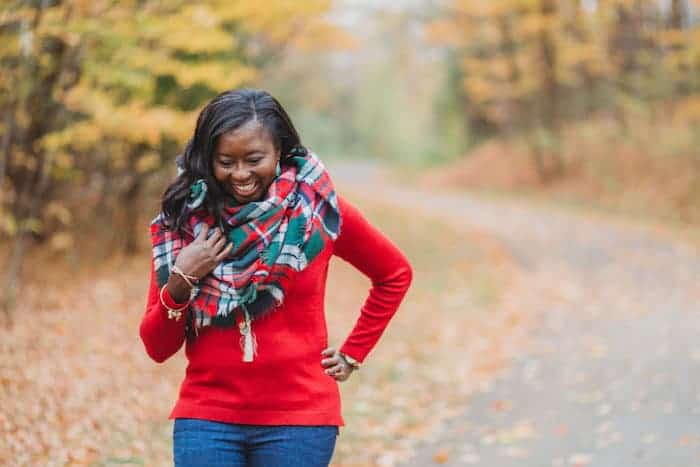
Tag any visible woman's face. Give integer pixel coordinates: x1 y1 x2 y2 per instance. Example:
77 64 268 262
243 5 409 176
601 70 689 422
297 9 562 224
213 120 280 204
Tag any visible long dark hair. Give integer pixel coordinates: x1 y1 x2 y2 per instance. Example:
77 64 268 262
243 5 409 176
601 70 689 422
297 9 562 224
161 88 306 232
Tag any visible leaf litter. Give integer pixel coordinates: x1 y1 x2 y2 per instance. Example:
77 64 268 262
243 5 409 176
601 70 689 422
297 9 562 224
0 197 528 466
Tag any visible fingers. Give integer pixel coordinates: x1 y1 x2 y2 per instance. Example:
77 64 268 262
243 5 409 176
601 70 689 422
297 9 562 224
215 242 233 262
321 355 340 368
325 363 344 375
212 234 227 252
205 227 222 246
325 362 351 381
321 348 352 381
196 223 209 242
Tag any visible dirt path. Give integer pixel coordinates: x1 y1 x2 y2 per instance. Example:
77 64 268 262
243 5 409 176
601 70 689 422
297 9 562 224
329 160 700 467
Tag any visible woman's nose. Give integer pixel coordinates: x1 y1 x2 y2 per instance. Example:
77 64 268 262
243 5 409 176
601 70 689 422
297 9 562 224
230 164 251 181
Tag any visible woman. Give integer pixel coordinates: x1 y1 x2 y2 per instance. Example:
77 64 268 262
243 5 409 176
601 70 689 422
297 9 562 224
139 88 412 467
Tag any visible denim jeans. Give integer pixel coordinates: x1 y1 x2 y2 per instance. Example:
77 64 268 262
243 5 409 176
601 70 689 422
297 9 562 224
173 418 339 467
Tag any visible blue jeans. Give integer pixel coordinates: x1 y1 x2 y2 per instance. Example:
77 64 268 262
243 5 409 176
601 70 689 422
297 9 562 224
173 418 339 467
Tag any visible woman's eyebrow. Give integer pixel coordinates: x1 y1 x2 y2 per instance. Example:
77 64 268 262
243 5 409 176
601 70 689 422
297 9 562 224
216 150 261 158
215 153 242 160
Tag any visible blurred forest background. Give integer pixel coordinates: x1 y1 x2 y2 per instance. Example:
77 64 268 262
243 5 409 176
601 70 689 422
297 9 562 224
2 1 700 465
1 0 699 316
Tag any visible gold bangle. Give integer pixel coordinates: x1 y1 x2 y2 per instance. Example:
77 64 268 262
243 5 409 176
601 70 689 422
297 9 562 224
159 285 189 321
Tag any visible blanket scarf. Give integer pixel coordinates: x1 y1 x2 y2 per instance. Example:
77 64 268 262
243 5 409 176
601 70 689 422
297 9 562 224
150 151 341 347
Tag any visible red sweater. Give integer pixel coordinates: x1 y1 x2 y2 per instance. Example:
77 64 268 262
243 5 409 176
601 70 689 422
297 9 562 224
139 195 412 426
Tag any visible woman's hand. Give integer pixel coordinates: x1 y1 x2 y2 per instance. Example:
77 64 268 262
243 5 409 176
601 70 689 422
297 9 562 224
174 224 233 278
166 224 233 303
321 347 354 382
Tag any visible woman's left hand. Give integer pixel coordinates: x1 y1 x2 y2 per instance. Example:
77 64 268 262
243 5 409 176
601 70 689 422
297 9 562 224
321 347 354 382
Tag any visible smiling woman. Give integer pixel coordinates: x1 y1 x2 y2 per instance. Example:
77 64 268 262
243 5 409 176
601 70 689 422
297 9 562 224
213 121 280 204
139 88 413 467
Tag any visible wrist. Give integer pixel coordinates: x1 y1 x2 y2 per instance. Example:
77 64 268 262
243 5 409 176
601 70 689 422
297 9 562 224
172 264 199 288
338 351 361 370
166 273 193 304
159 285 189 321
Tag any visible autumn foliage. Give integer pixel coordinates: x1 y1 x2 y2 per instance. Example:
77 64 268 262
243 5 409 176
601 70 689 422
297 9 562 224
428 0 700 182
0 0 343 315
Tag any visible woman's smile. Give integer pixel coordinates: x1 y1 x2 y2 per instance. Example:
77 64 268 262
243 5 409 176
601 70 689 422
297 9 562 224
213 120 280 204
231 180 259 198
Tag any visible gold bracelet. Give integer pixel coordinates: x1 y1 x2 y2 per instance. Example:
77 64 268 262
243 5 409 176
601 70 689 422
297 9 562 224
159 285 189 321
172 265 198 289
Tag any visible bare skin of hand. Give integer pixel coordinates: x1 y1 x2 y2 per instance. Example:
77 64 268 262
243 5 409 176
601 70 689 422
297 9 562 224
321 347 354 382
166 224 233 303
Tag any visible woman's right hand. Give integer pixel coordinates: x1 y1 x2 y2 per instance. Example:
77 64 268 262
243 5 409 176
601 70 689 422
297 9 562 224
174 224 233 279
166 224 233 303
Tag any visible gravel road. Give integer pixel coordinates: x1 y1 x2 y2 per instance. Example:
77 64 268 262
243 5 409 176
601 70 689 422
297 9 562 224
329 160 700 467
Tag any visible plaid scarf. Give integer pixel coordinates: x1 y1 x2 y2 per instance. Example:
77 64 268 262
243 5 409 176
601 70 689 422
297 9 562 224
151 151 341 330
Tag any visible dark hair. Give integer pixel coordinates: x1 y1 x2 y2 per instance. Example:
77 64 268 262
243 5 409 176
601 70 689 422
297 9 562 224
161 88 307 232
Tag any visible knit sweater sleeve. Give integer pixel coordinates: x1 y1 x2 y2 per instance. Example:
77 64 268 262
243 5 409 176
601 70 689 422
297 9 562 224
333 196 413 363
139 259 188 363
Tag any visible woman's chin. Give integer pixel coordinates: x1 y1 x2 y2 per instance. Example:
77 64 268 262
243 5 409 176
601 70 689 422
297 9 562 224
230 189 263 204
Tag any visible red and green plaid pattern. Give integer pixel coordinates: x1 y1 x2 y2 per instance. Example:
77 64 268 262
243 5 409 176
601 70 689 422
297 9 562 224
151 152 341 328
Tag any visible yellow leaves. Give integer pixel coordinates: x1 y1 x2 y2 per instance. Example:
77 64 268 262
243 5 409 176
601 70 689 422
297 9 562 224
162 62 258 90
218 0 334 45
0 210 18 236
135 152 160 174
425 20 465 47
464 76 498 104
453 0 513 18
433 0 700 133
104 104 179 146
22 217 42 234
517 11 560 37
484 57 516 81
45 202 72 226
674 96 700 123
0 33 19 57
10 151 37 172
135 5 233 54
159 28 234 54
41 124 98 154
49 232 74 252
291 19 359 52
657 29 690 47
62 86 198 145
432 448 450 463
109 34 258 90
557 41 608 84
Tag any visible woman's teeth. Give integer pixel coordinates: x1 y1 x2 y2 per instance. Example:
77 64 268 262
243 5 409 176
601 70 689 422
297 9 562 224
233 182 257 195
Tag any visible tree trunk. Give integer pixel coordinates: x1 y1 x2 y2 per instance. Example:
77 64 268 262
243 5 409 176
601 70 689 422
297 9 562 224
1 149 55 326
1 1 74 324
571 0 596 117
668 0 687 96
0 106 13 211
123 176 143 255
537 0 564 177
669 0 685 29
497 13 521 135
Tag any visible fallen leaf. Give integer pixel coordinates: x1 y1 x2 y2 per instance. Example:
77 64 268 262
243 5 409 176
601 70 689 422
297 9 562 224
569 453 592 466
433 449 450 464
